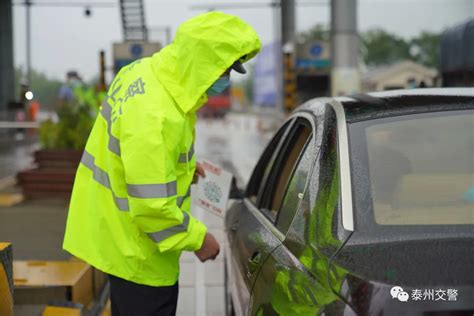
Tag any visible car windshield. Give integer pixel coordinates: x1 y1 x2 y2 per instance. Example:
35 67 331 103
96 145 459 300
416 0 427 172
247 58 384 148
350 110 474 226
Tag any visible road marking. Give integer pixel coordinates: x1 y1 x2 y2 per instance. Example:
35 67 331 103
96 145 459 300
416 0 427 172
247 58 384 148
0 177 15 191
0 194 23 207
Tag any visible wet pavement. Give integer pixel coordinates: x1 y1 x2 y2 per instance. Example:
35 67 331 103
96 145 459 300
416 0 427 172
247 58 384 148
0 112 281 315
178 113 277 315
196 114 275 184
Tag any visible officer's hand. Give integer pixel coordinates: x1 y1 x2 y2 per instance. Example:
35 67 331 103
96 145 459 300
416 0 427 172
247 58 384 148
194 233 220 262
192 162 206 184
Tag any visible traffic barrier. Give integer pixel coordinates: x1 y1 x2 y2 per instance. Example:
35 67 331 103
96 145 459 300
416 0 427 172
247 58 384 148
13 260 93 307
0 243 13 316
42 306 81 316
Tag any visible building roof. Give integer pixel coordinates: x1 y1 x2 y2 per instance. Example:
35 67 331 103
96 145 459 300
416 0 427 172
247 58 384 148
362 60 438 85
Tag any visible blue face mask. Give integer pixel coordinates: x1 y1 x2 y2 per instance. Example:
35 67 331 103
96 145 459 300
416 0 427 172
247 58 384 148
207 76 230 96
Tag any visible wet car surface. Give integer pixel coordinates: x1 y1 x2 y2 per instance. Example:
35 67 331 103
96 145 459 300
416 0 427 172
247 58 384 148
224 88 474 316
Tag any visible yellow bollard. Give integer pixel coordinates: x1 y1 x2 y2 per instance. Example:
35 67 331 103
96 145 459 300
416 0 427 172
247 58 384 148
0 242 13 316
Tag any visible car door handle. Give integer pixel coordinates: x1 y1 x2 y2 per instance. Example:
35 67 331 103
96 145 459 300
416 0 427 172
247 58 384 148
246 251 261 278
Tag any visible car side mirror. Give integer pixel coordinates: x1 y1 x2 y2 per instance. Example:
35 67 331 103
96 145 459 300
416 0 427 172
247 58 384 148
229 177 245 199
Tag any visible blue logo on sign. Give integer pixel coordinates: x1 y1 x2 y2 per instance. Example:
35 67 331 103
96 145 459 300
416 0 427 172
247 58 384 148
309 44 323 57
130 44 143 58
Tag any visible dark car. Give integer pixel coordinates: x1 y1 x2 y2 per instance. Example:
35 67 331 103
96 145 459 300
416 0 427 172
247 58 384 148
224 89 474 316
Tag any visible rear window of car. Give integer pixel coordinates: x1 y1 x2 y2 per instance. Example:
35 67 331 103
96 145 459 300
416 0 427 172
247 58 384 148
351 110 474 225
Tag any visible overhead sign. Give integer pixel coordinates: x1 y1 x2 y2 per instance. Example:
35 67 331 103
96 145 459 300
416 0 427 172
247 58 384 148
296 41 331 72
113 41 161 73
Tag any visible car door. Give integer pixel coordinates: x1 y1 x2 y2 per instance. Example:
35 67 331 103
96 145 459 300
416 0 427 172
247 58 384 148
225 118 295 315
249 105 354 316
226 114 318 315
247 113 320 315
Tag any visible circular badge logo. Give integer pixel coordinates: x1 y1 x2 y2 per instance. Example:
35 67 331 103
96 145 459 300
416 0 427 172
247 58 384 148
203 181 222 203
309 44 323 57
130 44 143 58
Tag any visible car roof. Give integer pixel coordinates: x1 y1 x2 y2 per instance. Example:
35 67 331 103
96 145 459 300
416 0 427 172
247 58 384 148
302 88 474 123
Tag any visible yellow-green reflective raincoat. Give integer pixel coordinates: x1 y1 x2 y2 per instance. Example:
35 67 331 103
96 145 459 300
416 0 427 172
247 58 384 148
63 12 260 286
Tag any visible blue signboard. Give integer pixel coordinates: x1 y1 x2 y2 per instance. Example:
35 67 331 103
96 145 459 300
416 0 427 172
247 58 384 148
253 42 280 108
296 41 331 72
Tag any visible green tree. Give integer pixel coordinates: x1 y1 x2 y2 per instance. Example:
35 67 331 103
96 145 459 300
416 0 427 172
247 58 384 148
360 29 411 66
409 31 441 69
299 24 330 42
299 24 441 69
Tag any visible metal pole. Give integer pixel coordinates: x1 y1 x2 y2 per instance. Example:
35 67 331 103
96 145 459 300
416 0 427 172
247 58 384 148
0 0 15 113
26 0 32 86
281 0 297 113
271 2 282 110
330 0 360 96
99 50 107 92
281 0 295 48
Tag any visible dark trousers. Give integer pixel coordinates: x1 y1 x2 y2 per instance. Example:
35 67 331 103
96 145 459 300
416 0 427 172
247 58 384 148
109 274 179 316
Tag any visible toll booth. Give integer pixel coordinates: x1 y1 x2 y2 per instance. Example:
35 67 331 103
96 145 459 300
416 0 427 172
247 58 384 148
295 41 331 102
253 41 331 110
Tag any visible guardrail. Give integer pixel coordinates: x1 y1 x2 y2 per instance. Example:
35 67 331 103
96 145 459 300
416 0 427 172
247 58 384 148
0 122 40 129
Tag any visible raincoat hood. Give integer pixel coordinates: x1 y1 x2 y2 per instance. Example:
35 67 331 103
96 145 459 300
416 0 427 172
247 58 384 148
151 12 261 113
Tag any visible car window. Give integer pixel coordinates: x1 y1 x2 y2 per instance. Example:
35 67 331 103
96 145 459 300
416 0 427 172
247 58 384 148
275 137 314 233
260 119 312 221
246 120 293 204
353 110 474 225
284 107 342 260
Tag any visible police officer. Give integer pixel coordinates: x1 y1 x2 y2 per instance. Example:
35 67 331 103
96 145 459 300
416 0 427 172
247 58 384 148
63 12 260 315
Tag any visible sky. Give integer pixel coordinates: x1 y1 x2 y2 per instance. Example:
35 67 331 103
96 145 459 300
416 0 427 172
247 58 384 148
12 0 474 83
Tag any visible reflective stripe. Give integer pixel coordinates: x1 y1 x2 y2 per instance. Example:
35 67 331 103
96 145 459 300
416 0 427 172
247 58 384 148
127 181 177 199
147 212 190 243
176 196 185 207
101 97 121 156
178 144 194 163
177 187 191 207
114 196 129 211
81 151 129 211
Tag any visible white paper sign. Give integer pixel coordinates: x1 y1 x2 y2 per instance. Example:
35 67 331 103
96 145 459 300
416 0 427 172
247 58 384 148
195 160 233 217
